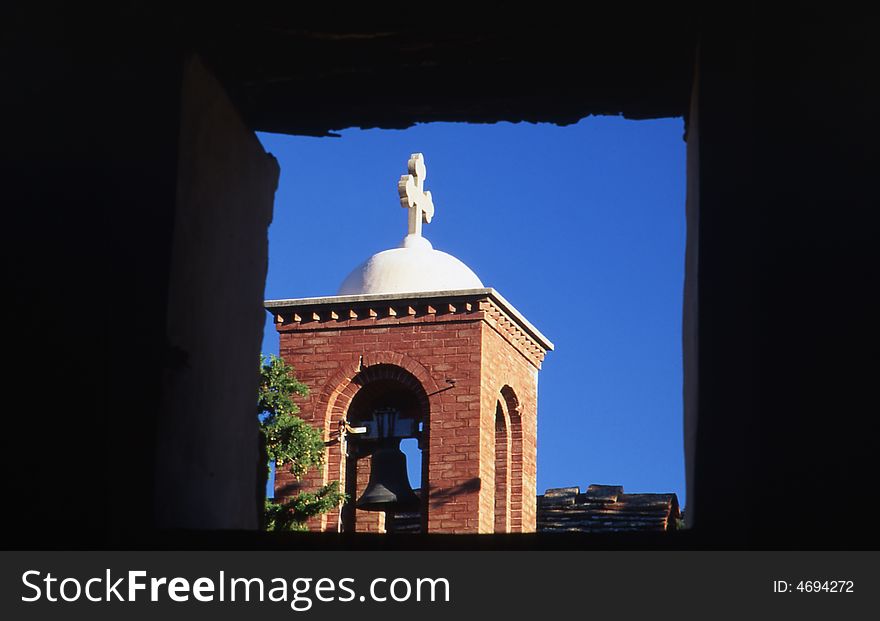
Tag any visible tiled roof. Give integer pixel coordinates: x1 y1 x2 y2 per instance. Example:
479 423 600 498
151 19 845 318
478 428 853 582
537 485 681 533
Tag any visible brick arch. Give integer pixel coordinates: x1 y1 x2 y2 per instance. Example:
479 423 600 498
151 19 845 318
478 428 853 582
494 398 512 533
314 351 439 532
499 385 524 532
316 351 440 437
500 384 520 414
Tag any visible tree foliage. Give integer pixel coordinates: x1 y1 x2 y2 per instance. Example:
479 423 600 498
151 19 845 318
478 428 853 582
259 354 322 478
264 483 344 531
259 354 346 530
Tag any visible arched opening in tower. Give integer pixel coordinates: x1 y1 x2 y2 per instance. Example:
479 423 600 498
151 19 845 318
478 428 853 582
340 370 428 533
494 400 511 533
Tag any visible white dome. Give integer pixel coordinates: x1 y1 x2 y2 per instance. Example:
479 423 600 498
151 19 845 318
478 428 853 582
338 235 483 295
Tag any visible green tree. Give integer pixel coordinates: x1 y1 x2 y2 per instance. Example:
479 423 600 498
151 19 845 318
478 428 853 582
259 354 346 530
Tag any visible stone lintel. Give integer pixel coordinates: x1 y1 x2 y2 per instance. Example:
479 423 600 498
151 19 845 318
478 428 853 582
265 287 554 352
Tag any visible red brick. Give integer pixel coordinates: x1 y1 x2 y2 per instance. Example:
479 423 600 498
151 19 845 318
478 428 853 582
273 294 544 535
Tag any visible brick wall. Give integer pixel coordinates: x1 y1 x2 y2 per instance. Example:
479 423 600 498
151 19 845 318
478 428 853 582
480 324 539 532
270 292 547 533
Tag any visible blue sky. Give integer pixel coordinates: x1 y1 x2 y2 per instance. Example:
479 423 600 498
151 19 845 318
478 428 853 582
258 116 687 506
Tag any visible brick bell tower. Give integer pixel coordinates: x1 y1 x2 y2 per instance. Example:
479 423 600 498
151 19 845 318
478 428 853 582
265 154 553 534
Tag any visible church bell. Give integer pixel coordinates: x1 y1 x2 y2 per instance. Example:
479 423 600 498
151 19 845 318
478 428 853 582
354 408 420 512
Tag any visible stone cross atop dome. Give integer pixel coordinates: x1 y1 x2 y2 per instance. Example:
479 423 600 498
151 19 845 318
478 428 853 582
335 152 484 295
397 153 435 243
